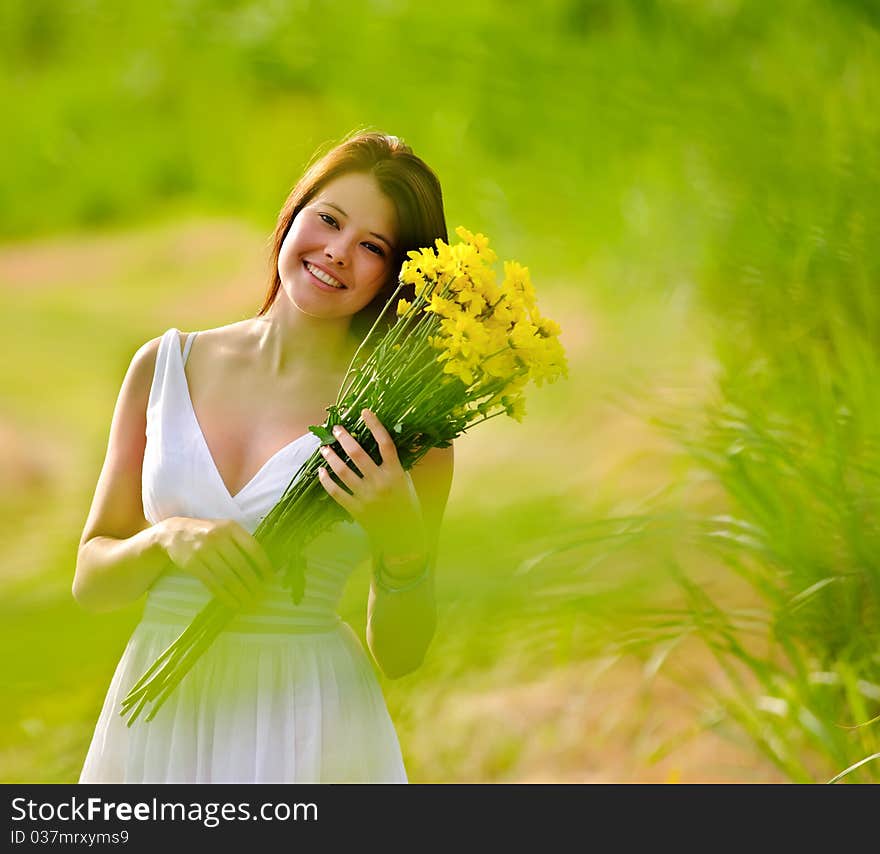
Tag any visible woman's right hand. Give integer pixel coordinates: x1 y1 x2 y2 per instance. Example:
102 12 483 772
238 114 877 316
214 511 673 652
159 516 276 610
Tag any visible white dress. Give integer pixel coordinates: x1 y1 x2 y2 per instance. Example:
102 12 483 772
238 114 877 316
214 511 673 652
78 327 407 783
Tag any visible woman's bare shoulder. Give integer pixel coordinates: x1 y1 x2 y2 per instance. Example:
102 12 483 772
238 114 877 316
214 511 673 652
127 324 244 377
183 320 257 357
128 334 163 382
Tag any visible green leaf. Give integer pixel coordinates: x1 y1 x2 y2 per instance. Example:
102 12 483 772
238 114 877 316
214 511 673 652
828 752 880 784
309 424 336 444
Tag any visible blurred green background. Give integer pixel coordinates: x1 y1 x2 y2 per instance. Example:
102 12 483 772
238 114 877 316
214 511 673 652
2 0 879 782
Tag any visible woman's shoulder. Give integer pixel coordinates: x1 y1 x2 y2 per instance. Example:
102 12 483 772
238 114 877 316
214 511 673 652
111 321 254 409
134 321 253 370
181 320 257 358
128 333 166 377
126 322 240 372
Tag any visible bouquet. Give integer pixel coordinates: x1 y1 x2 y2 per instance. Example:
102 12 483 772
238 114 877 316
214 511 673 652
120 226 568 725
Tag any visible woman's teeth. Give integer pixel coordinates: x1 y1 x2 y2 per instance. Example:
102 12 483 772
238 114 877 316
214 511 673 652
306 262 346 289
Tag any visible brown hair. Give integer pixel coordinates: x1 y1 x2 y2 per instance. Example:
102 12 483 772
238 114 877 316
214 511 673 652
257 129 448 342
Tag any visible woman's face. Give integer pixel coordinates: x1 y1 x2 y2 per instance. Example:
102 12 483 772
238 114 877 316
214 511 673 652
277 171 399 320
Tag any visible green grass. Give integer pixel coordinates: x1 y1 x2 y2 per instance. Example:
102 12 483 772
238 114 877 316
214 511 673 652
3 0 880 782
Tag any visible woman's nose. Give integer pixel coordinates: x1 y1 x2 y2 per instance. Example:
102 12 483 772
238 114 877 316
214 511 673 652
324 239 349 266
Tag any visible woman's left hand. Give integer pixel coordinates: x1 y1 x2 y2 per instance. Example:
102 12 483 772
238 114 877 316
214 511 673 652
317 409 427 555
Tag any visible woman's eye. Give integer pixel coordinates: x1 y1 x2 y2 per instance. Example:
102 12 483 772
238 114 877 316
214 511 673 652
363 242 384 256
319 213 338 228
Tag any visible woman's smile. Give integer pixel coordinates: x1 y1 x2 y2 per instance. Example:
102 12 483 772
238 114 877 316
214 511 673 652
277 172 399 318
304 260 348 290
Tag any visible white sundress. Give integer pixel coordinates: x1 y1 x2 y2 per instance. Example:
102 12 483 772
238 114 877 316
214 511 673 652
78 327 407 783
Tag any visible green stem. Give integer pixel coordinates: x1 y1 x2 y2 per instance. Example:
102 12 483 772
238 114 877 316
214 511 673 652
121 600 232 722
335 281 407 403
121 599 229 710
141 614 230 723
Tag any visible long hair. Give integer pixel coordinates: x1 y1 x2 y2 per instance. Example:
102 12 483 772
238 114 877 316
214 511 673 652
257 130 448 342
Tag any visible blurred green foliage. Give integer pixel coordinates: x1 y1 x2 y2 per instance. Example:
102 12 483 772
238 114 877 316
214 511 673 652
2 0 880 782
1 0 875 291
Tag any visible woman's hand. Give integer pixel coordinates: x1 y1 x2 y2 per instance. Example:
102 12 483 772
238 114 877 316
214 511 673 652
159 516 276 610
317 409 427 556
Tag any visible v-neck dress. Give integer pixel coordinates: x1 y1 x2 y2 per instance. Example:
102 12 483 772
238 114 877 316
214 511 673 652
78 327 407 783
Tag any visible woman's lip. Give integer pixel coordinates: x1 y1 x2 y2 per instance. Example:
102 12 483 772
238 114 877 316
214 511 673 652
304 260 347 289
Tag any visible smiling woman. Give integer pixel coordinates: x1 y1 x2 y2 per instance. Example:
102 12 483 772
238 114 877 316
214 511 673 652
260 132 448 344
72 130 454 783
278 172 398 313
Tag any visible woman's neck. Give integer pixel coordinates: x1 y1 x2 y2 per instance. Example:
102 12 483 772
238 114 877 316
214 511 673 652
251 301 359 380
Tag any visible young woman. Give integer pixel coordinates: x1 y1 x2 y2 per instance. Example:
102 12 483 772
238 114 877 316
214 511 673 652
73 131 454 783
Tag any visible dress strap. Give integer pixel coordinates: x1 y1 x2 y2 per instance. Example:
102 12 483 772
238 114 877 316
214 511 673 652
182 331 198 366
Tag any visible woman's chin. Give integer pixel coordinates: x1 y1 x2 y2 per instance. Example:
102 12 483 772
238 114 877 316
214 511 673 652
285 291 358 321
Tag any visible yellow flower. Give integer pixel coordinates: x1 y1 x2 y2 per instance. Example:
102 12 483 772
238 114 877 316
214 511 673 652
509 321 541 354
442 358 475 386
482 349 518 380
440 311 496 363
531 336 569 386
503 260 537 304
503 394 527 422
434 238 454 266
495 374 529 404
425 294 458 318
401 247 444 297
401 226 567 407
455 286 487 317
537 316 562 338
492 298 518 329
400 264 421 287
455 225 498 263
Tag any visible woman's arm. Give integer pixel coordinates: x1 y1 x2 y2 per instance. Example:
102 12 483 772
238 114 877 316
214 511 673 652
73 334 275 614
72 335 170 612
366 444 454 678
315 411 455 678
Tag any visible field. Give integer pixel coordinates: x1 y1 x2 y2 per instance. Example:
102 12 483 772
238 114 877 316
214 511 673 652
1 0 878 783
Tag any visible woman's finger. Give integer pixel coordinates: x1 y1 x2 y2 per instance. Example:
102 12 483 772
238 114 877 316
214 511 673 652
191 558 240 609
202 551 253 605
218 543 263 596
319 444 363 493
227 532 274 584
317 466 360 516
224 522 276 582
361 409 401 468
331 424 381 476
